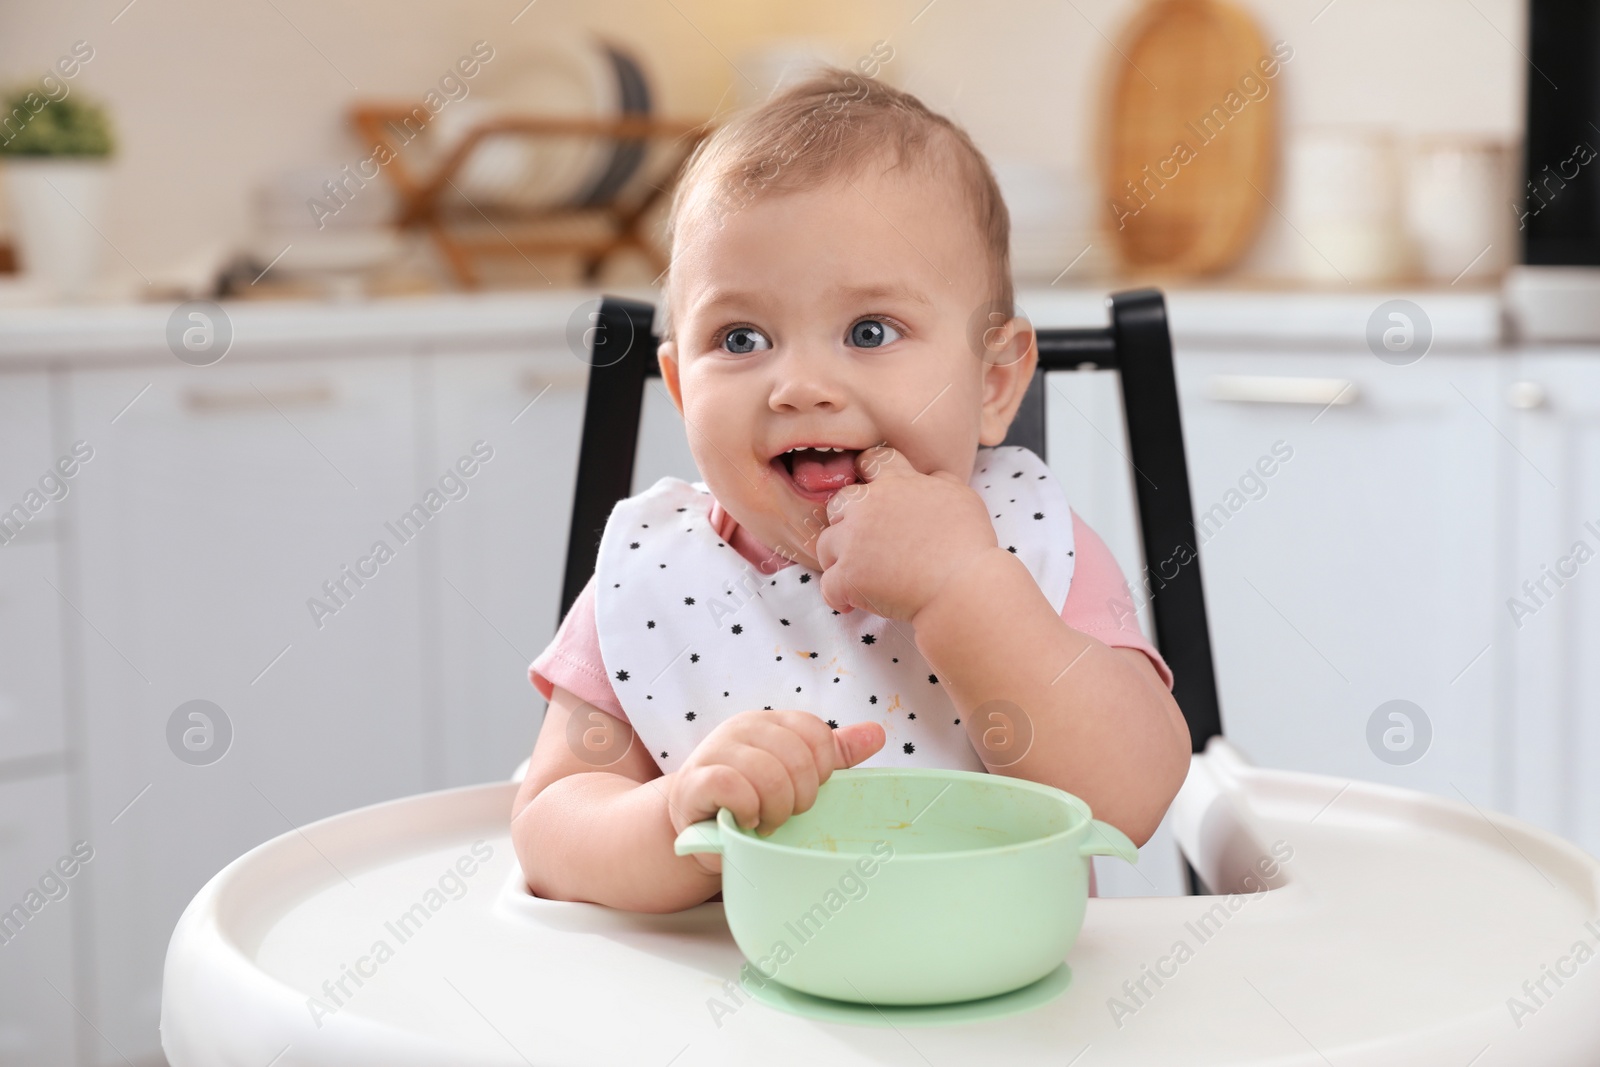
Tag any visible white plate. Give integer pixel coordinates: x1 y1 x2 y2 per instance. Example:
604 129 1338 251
429 32 619 213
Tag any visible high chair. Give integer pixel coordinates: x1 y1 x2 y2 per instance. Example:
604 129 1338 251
161 291 1600 1064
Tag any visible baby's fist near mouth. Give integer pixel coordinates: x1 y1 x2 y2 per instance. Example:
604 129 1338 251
814 445 1000 622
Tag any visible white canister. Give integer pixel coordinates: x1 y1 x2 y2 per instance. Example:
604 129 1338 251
4 157 111 300
1405 137 1512 283
1281 127 1410 283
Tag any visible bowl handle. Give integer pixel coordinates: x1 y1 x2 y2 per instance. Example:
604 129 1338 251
673 819 724 857
1078 819 1139 865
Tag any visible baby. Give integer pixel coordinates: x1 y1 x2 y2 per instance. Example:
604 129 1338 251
513 65 1191 913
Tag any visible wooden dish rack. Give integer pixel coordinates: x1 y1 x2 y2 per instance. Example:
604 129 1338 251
348 105 712 287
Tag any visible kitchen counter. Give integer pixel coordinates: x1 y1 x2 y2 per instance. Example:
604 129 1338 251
0 283 1507 368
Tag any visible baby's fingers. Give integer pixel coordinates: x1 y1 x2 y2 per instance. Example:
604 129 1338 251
818 564 856 615
832 720 886 770
677 762 762 835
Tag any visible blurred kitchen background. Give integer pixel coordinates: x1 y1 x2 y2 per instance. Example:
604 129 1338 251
5 0 1600 1063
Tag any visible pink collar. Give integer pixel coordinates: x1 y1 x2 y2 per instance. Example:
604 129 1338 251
707 496 797 574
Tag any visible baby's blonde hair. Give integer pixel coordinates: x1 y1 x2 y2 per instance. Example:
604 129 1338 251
659 63 1013 342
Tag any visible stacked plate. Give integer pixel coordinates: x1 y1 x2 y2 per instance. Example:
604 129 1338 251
429 33 659 214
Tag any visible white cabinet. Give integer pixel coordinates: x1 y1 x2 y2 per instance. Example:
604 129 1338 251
68 354 428 1059
0 371 68 765
0 773 81 1067
427 349 586 785
1174 349 1503 807
1501 349 1600 856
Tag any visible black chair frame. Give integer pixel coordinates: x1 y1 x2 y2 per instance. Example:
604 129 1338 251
561 290 1220 743
559 290 1223 892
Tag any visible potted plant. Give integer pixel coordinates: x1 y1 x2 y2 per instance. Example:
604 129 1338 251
1 90 116 299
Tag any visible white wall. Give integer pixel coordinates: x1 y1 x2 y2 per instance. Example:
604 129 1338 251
0 0 1525 289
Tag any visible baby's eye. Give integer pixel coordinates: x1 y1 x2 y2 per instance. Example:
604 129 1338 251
721 326 771 354
848 318 902 348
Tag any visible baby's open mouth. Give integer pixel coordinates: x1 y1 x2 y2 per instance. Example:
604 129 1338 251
772 445 862 502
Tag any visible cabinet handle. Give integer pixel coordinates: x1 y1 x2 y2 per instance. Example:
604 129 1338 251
1506 381 1546 410
184 382 336 413
1205 375 1359 407
520 367 588 392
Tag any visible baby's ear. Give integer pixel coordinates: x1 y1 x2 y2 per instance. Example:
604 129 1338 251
658 338 684 413
978 317 1038 446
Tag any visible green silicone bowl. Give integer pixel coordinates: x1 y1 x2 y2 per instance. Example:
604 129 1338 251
673 766 1137 1006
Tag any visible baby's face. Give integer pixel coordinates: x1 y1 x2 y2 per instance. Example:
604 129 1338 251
659 160 1034 572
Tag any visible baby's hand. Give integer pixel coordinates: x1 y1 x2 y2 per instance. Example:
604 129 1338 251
668 710 884 874
815 445 998 621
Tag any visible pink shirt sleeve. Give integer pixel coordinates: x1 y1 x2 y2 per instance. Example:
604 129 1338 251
528 509 1174 718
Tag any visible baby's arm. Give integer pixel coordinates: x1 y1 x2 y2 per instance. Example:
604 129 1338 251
511 685 884 913
512 684 719 913
909 548 1191 847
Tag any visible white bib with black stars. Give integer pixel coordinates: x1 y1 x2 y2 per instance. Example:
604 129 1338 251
592 445 1075 773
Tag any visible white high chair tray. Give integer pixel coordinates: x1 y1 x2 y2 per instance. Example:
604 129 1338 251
162 738 1600 1065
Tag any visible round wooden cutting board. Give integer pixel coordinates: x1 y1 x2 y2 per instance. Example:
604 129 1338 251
1099 0 1281 275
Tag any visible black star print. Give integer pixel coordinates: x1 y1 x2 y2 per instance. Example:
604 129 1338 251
1068 550 1074 557
642 523 649 528
795 686 802 692
646 694 652 700
1012 471 1023 479
903 742 915 754
861 634 876 645
780 618 790 626
717 542 726 547
1038 475 1046 480
827 719 838 729
908 712 916 720
831 610 840 615
892 657 898 663
723 691 729 697
676 507 686 512
629 542 640 549
799 573 811 583
928 674 938 683
613 582 621 588
646 620 655 628
808 651 818 659
869 695 878 704
615 669 630 681
660 751 668 759
659 563 666 568
1033 512 1044 520
685 711 696 721
954 718 961 725
731 624 743 635
1007 546 1017 553
833 677 840 683
776 655 783 661
690 653 700 663
763 705 772 710
684 596 695 605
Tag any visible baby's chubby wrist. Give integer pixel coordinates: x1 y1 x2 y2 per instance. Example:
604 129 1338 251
909 544 1036 644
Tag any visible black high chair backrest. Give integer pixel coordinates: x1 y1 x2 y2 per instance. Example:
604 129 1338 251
561 289 1223 754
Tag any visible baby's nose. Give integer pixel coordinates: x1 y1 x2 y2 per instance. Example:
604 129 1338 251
768 366 849 412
